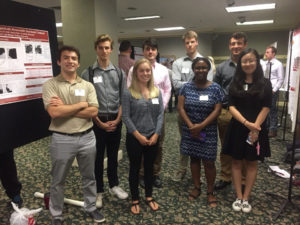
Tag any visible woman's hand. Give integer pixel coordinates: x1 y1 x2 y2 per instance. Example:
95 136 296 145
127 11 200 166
245 121 261 133
248 130 259 145
148 134 159 146
189 123 203 139
137 135 149 146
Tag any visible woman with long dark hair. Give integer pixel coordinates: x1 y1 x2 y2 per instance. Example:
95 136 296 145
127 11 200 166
178 57 223 207
223 48 272 213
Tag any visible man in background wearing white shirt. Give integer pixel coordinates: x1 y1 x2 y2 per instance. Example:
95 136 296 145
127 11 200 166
262 46 284 137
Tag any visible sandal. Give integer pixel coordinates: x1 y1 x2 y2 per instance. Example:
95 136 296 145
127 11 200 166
207 192 217 208
145 198 159 211
131 201 140 215
189 186 201 200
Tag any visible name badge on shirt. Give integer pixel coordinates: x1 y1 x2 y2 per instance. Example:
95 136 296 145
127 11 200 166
75 89 85 96
181 67 189 73
93 76 103 83
199 95 209 101
243 84 248 91
152 98 159 104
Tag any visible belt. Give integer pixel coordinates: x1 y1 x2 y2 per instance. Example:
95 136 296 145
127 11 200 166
98 113 118 122
53 128 92 136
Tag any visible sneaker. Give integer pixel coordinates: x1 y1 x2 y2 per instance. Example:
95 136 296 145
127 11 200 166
172 170 186 182
96 193 103 208
87 209 105 223
232 198 242 211
52 219 62 225
12 194 23 208
109 186 128 199
241 200 252 213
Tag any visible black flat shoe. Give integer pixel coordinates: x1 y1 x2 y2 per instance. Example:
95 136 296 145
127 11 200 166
214 180 231 190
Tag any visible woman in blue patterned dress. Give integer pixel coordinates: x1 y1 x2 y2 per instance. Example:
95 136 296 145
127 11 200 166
178 57 224 207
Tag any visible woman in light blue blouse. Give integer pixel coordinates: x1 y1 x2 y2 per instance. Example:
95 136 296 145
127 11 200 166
122 58 164 215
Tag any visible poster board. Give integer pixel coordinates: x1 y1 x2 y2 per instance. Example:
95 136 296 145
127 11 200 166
287 28 300 132
0 1 59 151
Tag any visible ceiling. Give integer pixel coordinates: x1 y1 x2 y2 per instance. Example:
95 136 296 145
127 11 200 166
13 0 300 39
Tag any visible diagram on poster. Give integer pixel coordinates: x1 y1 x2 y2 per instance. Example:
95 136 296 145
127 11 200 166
0 25 53 105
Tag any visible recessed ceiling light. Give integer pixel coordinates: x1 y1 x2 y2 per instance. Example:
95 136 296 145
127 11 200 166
124 15 160 21
56 23 63 27
226 3 275 12
236 20 274 25
154 27 185 31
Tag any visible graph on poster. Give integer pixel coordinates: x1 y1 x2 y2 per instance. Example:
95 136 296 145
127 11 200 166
0 25 53 105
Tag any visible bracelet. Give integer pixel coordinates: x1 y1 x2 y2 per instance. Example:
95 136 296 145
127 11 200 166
243 119 247 125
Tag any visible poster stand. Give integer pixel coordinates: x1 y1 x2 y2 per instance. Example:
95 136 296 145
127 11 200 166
266 30 300 221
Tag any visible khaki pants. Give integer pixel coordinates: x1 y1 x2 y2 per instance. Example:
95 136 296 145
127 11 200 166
218 108 246 182
177 115 189 173
217 108 232 182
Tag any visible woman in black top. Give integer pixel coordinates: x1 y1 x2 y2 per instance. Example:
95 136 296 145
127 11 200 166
222 48 272 213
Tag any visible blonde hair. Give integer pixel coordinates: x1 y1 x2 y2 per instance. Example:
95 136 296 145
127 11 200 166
182 30 198 41
129 58 159 99
94 34 114 49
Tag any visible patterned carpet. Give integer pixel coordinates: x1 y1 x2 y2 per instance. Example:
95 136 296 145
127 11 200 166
1 111 300 225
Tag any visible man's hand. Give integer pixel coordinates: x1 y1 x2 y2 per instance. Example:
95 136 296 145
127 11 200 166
50 96 64 106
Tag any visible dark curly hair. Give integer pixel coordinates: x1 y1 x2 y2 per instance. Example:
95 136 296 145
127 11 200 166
229 48 266 98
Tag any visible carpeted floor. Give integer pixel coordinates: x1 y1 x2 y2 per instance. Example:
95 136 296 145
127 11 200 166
1 111 300 225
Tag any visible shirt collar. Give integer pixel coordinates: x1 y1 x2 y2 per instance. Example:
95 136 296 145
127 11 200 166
55 74 82 83
92 60 115 71
183 52 202 61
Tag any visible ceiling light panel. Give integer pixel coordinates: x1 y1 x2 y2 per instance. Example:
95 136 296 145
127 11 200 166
124 15 160 21
154 27 185 31
226 3 276 13
236 20 274 25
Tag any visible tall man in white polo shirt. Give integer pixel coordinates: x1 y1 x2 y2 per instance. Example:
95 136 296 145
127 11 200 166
127 38 171 188
262 46 284 137
171 30 214 181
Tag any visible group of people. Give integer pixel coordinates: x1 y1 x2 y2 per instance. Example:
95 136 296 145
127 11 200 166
0 30 283 225
171 31 283 214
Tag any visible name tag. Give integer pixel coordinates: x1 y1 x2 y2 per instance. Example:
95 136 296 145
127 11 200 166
199 95 208 101
181 67 189 73
75 89 85 96
243 84 248 91
93 76 103 83
152 98 159 104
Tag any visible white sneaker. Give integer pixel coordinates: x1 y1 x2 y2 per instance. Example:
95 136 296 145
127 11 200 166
109 186 128 200
232 198 242 211
241 200 252 213
96 193 103 208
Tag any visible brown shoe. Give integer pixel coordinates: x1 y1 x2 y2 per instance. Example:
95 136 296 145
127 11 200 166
268 131 277 137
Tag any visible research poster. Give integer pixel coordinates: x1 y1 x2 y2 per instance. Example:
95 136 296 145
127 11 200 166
0 25 53 105
287 28 300 131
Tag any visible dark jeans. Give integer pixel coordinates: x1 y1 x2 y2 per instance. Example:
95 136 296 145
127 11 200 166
126 133 158 201
267 91 278 132
93 122 122 193
0 149 22 199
